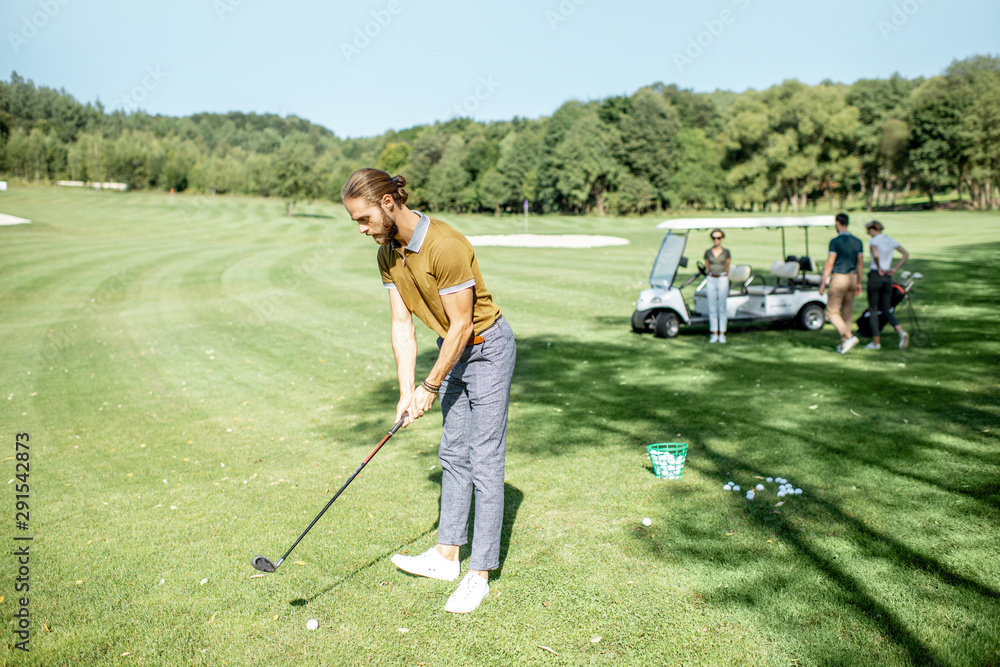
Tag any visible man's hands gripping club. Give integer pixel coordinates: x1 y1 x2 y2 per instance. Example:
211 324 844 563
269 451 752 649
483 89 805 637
389 286 475 428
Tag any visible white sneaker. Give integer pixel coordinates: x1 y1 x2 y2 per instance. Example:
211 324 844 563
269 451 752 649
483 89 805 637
864 342 881 350
899 331 909 350
840 336 860 355
718 334 727 344
444 572 490 614
391 547 459 581
709 334 719 343
835 343 843 354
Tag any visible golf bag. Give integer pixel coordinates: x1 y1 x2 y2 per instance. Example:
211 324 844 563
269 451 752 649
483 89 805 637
855 282 906 338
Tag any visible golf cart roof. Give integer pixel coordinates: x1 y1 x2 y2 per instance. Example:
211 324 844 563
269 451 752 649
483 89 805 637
656 216 835 230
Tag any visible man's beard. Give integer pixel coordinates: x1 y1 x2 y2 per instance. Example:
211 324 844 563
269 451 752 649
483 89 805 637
373 207 399 246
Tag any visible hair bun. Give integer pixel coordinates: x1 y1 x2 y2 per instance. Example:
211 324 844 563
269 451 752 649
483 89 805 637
392 175 407 189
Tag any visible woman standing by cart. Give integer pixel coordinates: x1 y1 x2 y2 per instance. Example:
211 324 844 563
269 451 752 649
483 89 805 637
704 229 731 343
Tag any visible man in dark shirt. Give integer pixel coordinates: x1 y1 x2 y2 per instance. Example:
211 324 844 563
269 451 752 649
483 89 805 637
819 213 864 354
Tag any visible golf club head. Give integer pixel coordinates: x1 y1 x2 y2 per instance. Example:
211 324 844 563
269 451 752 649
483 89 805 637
252 555 277 572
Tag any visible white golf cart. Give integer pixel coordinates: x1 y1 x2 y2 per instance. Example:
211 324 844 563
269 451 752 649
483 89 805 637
631 217 834 338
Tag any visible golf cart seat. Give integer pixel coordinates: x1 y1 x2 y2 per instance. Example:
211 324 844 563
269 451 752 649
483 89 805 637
785 255 823 287
727 264 752 295
771 260 800 279
746 261 797 295
728 264 751 283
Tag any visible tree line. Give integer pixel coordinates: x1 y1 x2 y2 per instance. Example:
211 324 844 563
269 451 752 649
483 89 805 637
1 55 998 215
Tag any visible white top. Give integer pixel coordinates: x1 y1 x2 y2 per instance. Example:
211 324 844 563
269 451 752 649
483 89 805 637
869 234 899 272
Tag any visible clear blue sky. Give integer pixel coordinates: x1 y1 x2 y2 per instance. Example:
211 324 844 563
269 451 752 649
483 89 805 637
4 0 998 138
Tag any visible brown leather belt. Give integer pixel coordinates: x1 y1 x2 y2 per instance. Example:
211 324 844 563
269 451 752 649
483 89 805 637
467 316 502 346
709 273 727 278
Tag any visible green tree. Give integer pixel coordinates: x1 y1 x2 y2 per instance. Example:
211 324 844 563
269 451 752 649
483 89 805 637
460 135 499 183
377 141 411 175
847 75 918 208
550 107 622 214
423 135 470 212
615 88 682 206
724 81 858 211
273 139 320 215
907 77 961 208
477 167 508 215
666 128 725 209
946 55 1000 209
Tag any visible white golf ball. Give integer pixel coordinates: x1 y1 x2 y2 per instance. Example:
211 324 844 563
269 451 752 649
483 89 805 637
306 619 319 631
723 484 732 491
746 490 755 500
777 491 786 498
642 517 652 526
733 485 741 492
795 488 802 495
755 484 764 491
766 477 773 483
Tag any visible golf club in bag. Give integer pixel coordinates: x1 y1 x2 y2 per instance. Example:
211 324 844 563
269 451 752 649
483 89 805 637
252 412 408 573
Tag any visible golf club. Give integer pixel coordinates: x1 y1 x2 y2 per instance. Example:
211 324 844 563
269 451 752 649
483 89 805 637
252 412 408 573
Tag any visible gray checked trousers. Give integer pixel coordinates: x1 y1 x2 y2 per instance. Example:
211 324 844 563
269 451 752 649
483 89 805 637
436 316 516 571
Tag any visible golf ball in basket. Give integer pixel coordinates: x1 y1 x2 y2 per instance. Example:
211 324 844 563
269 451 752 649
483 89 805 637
306 619 319 631
642 517 652 526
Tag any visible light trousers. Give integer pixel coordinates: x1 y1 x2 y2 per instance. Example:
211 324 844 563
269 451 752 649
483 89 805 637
436 316 516 571
826 272 858 339
706 275 729 333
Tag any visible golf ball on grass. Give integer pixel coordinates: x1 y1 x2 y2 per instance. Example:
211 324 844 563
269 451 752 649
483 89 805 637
746 490 755 500
642 518 652 526
306 619 319 631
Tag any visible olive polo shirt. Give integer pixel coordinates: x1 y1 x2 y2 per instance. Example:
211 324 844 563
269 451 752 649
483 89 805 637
378 213 501 339
828 231 864 275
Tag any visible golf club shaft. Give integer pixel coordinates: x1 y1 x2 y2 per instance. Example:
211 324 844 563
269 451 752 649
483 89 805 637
273 413 408 568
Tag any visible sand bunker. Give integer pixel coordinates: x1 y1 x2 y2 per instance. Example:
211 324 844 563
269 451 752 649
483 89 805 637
467 234 629 248
0 213 31 226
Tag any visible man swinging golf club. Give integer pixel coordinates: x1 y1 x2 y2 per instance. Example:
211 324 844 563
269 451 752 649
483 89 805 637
341 168 516 614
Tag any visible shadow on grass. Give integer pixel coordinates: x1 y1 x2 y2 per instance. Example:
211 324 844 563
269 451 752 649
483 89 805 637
339 243 999 662
289 481 522 606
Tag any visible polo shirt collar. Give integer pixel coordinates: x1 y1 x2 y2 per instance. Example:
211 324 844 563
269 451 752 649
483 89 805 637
399 212 430 253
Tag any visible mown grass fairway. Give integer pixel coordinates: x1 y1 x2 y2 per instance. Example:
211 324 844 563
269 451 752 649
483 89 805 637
1 185 999 666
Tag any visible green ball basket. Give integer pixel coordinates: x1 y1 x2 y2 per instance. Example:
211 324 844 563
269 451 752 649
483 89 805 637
647 443 688 480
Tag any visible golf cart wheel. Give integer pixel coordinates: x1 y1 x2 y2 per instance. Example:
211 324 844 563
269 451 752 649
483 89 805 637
653 311 680 339
631 310 651 333
798 303 825 331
